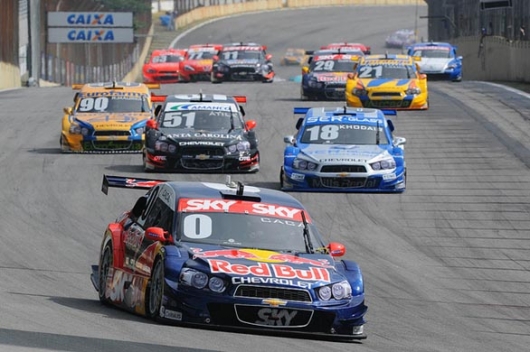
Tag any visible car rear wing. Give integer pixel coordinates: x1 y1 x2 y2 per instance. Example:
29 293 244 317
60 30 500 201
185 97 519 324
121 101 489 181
101 174 167 195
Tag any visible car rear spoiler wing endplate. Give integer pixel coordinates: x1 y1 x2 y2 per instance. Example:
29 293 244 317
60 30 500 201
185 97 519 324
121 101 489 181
101 174 167 195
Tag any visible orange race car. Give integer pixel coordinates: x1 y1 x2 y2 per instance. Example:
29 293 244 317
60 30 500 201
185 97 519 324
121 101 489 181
178 44 223 82
142 48 187 84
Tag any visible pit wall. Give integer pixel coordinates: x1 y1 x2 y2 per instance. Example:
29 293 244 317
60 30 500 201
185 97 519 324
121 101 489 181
0 63 21 91
453 36 530 83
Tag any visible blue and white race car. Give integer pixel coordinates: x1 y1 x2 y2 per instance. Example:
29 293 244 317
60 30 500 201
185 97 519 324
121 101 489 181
406 42 463 81
280 107 406 192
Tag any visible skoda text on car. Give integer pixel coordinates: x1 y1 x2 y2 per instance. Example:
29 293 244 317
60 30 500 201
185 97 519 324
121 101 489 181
91 175 367 340
61 81 159 153
406 42 463 82
142 93 259 173
280 106 406 192
142 49 187 84
345 54 429 110
178 44 223 82
301 48 362 101
211 42 274 83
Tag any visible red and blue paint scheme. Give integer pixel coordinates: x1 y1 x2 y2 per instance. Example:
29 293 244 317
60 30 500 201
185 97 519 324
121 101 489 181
91 175 367 340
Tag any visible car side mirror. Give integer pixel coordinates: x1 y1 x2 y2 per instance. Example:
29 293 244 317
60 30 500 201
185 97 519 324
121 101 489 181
245 119 257 130
301 66 309 74
394 136 406 146
145 226 172 243
328 242 346 257
457 56 463 60
347 72 355 79
146 119 159 130
283 135 295 144
212 55 219 61
63 107 73 115
419 73 427 80
265 54 272 61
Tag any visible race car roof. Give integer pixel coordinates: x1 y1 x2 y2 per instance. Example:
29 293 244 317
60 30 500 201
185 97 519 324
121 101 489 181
410 42 454 48
294 107 394 126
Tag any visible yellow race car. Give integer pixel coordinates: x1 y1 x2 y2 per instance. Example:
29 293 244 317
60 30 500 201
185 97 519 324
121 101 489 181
279 48 307 66
61 81 159 153
345 54 428 110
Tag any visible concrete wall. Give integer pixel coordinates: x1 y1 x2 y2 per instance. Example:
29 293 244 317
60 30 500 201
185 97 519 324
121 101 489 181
454 36 530 83
0 63 20 90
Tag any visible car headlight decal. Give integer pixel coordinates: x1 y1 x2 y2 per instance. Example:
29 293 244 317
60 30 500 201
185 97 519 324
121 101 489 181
180 268 208 289
370 158 396 170
208 277 227 293
293 158 318 171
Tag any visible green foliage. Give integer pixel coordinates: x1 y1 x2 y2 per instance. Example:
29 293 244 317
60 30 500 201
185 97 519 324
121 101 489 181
98 0 151 13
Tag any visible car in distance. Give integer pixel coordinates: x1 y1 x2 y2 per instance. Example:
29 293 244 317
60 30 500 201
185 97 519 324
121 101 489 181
279 48 307 66
321 42 371 55
406 42 462 82
178 44 223 82
142 48 187 84
91 174 368 340
280 106 406 192
300 48 362 101
61 81 159 153
385 29 416 49
211 42 274 83
345 54 429 110
142 93 259 173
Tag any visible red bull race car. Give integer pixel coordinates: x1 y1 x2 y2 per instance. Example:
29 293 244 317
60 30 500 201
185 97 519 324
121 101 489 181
91 175 367 340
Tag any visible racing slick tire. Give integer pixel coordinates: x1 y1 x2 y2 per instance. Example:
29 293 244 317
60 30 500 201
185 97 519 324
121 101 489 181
279 167 284 189
146 257 165 319
98 243 113 305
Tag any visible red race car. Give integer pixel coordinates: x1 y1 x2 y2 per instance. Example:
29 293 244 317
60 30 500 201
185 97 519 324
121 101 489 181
321 42 371 55
142 49 187 84
178 44 223 82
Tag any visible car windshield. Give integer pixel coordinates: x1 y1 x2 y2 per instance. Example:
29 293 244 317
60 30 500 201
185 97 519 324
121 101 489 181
358 64 413 79
187 51 216 60
76 94 148 113
310 59 354 72
152 54 184 63
413 48 452 58
300 123 389 145
286 49 304 56
159 109 243 131
178 212 324 253
220 50 263 60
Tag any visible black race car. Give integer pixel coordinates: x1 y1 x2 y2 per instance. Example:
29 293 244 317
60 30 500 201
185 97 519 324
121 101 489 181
143 93 259 173
211 42 275 83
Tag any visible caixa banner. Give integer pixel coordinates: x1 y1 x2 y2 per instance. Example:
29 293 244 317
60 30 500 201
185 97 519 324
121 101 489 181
47 12 133 44
48 28 134 43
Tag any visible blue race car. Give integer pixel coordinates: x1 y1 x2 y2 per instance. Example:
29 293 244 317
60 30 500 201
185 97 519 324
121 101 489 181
91 175 367 340
406 42 463 81
280 107 406 192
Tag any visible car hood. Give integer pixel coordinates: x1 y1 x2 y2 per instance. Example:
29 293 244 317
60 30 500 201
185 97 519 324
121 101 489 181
182 59 213 67
162 128 244 145
362 78 414 89
299 144 390 163
184 244 344 287
311 72 348 83
224 59 260 66
418 57 453 69
143 62 181 71
74 112 150 129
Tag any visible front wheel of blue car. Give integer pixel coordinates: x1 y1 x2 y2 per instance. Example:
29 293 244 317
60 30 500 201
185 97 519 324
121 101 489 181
98 243 113 305
146 258 164 319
